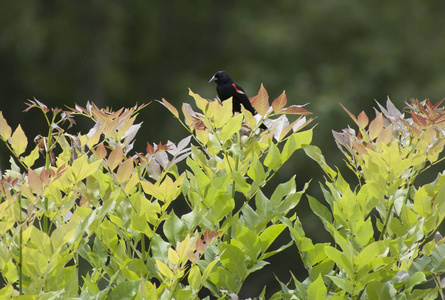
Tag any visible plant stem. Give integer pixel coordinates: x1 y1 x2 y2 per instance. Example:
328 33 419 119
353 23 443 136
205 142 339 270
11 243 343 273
18 193 23 295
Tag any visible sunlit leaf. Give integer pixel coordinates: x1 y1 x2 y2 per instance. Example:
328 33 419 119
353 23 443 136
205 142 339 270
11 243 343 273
357 111 369 129
116 158 134 184
279 105 311 115
282 129 313 163
23 145 40 168
0 112 12 140
307 275 327 300
368 113 384 140
188 265 202 291
272 91 287 113
107 147 124 171
10 125 27 155
219 113 243 141
158 98 179 118
156 260 174 280
250 83 270 116
220 243 246 278
28 168 43 195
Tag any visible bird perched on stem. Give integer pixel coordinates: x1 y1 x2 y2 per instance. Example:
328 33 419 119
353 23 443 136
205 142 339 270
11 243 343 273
209 71 267 130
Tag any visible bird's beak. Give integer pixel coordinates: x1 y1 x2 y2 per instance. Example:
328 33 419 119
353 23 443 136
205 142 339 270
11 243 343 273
208 75 216 83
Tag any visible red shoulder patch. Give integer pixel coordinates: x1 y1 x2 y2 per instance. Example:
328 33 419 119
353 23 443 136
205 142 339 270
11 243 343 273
232 83 245 94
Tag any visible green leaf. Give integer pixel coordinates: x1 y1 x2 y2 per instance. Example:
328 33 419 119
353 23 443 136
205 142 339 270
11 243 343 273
326 276 353 294
151 233 170 262
309 259 336 281
431 244 445 272
255 190 273 220
264 141 281 171
188 265 202 291
355 218 374 247
130 215 152 238
366 281 392 300
22 145 40 168
236 225 260 260
107 280 140 300
210 194 234 223
231 171 250 197
259 224 286 253
270 176 296 206
303 144 336 179
247 155 266 183
406 271 426 294
282 129 313 163
209 266 239 292
307 275 327 300
219 113 243 141
220 243 247 279
307 195 332 224
67 155 102 184
163 211 185 246
202 258 219 282
324 246 354 279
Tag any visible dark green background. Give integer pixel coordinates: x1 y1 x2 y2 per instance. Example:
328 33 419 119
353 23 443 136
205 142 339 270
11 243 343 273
1 1 445 297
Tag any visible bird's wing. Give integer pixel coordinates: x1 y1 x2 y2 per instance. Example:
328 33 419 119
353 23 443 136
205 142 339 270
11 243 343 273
232 83 256 114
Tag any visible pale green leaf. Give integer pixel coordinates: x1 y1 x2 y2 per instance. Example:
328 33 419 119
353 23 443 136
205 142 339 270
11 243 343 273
366 281 391 300
259 224 286 253
220 243 247 278
219 113 243 141
282 129 313 163
264 141 281 171
188 265 202 291
307 275 327 300
0 112 12 140
10 124 27 156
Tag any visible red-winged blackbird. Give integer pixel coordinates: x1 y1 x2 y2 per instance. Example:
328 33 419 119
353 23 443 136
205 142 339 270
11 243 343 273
209 71 267 130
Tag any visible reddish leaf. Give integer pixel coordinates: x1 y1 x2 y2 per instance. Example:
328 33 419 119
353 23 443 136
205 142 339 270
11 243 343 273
368 113 384 140
24 98 49 113
135 152 149 164
146 143 155 155
376 124 393 145
272 91 287 113
94 143 108 160
196 237 205 254
411 113 428 128
250 83 270 116
158 98 179 118
107 147 124 171
352 141 368 156
279 105 311 115
432 98 445 110
28 168 43 194
40 168 50 185
212 230 223 238
116 158 134 184
204 228 211 244
357 111 369 129
182 103 196 127
340 104 359 125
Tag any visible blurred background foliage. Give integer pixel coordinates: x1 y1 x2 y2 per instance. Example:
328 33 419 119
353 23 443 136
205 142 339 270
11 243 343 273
1 1 445 297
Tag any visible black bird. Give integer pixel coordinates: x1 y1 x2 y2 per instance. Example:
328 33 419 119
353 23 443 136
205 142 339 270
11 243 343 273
209 71 267 130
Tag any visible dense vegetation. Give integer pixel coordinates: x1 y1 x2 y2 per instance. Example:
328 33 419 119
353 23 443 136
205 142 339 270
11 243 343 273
1 87 445 299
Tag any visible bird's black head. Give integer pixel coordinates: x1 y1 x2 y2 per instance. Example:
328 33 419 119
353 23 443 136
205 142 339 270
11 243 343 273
209 71 232 84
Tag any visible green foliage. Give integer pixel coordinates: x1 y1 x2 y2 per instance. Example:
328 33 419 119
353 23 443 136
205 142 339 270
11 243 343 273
2 91 445 299
272 98 445 299
0 87 313 299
